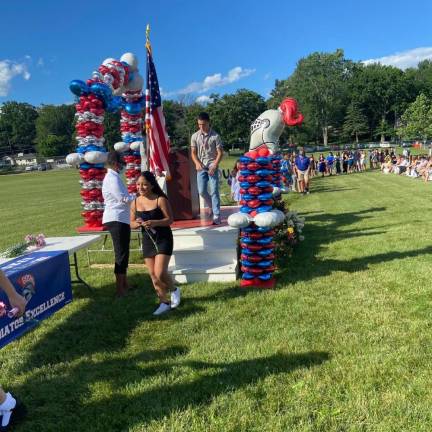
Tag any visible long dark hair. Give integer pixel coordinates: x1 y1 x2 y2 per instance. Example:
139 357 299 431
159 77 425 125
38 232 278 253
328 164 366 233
140 171 168 199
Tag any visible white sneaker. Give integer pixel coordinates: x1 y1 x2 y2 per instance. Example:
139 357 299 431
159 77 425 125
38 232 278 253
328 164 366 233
171 287 181 308
153 302 171 316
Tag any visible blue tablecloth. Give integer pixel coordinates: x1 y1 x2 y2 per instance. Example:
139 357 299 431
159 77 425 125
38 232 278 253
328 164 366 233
0 250 72 349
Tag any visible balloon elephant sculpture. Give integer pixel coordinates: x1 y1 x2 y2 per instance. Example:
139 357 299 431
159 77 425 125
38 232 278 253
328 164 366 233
227 98 304 288
66 53 145 230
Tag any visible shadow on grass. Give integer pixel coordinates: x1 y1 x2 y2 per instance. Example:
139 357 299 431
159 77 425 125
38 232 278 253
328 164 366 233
277 205 432 284
21 272 205 371
16 350 330 431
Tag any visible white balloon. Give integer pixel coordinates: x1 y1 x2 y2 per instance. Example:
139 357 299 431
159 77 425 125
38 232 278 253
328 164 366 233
102 57 116 66
120 53 138 71
272 209 286 224
84 151 108 164
130 141 142 151
114 141 130 152
227 212 251 228
254 212 278 228
66 153 83 166
126 73 144 91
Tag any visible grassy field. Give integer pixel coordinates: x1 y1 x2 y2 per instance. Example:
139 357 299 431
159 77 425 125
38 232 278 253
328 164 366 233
1 167 432 431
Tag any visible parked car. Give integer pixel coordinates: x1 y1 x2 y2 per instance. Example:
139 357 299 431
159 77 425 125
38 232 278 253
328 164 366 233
25 165 37 172
37 163 47 171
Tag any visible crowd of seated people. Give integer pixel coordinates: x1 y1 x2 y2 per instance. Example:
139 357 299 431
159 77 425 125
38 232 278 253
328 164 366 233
379 149 432 183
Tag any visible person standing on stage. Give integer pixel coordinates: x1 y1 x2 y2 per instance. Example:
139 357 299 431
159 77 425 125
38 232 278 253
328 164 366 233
191 112 224 225
102 151 135 297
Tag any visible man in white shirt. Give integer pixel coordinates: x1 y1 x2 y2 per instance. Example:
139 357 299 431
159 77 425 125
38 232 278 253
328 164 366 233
102 151 135 297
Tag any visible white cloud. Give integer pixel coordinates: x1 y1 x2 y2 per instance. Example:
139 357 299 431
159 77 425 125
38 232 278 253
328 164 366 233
363 47 432 70
195 95 213 105
165 66 255 97
264 72 272 80
0 60 31 96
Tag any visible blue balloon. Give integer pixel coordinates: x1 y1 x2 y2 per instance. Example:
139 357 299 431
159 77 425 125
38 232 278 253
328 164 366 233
256 169 274 176
257 236 273 244
257 227 272 233
257 193 273 201
242 272 255 280
241 260 256 267
241 248 254 255
255 181 271 188
256 205 273 213
256 157 270 165
90 82 112 101
257 260 272 268
124 103 142 115
240 206 252 214
240 182 251 188
241 194 254 201
241 236 254 244
241 226 256 232
106 96 123 113
240 156 253 163
258 273 273 281
69 79 89 96
239 170 252 176
257 248 273 256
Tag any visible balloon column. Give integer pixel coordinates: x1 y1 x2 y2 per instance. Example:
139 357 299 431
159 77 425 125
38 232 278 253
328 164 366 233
66 53 145 230
227 98 304 288
114 53 145 194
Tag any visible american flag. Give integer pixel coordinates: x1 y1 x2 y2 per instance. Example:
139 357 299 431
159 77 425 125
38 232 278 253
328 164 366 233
145 42 170 176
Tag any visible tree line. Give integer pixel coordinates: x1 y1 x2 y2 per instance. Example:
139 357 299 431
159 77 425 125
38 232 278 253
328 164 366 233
2 49 432 157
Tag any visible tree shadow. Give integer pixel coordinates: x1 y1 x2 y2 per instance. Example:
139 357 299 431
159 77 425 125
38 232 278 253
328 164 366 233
21 273 205 371
15 350 330 431
276 206 432 284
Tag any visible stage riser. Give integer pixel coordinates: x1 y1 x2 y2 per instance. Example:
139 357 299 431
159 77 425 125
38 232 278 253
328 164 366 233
170 249 237 267
170 225 239 283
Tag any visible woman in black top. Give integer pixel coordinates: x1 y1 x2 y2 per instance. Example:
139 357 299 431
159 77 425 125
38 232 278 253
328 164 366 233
130 171 180 315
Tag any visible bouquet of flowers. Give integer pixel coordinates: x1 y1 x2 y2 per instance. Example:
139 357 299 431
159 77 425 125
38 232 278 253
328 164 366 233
0 234 46 259
272 200 305 265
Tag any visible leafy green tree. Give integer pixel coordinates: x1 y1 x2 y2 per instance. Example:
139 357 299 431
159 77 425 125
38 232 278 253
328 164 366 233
398 93 432 141
343 102 369 143
207 89 267 149
35 104 76 156
349 63 411 141
269 49 353 146
163 100 189 148
0 101 38 155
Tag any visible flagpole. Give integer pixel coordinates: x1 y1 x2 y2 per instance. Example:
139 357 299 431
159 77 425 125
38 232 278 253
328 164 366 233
143 24 151 171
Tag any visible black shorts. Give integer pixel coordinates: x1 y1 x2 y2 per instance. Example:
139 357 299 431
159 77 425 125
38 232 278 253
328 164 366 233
142 227 173 258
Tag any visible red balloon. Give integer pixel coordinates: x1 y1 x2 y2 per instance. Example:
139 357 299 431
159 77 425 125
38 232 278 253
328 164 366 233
246 175 260 183
247 162 260 171
258 147 270 157
247 199 261 209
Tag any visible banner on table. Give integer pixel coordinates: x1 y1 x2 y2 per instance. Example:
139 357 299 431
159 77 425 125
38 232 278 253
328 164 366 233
0 250 72 349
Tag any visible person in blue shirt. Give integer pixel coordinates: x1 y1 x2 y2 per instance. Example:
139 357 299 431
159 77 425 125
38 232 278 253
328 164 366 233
294 148 311 194
326 152 335 176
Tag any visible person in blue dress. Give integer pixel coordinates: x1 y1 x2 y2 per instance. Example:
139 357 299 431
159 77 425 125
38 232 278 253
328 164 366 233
318 154 326 177
326 152 335 176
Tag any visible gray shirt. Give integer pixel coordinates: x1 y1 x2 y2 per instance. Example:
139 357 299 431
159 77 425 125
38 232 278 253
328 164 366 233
191 129 223 168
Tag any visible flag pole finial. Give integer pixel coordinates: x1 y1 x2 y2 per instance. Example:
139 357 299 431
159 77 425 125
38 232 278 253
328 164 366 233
146 24 151 53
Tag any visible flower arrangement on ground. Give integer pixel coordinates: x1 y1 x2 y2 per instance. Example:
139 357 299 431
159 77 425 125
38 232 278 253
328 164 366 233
0 234 46 259
272 200 305 265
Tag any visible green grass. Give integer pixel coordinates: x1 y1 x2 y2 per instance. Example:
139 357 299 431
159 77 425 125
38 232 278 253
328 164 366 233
1 168 432 431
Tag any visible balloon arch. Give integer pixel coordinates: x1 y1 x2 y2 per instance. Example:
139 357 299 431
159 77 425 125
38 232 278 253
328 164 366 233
66 53 145 231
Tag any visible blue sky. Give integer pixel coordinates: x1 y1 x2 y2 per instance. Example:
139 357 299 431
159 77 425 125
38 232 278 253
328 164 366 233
1 0 432 107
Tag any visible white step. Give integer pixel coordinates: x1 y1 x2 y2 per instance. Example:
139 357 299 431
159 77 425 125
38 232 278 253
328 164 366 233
170 247 237 267
169 262 237 283
172 225 238 250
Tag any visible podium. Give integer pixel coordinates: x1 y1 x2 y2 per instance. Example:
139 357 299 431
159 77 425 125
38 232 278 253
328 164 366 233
166 149 200 220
